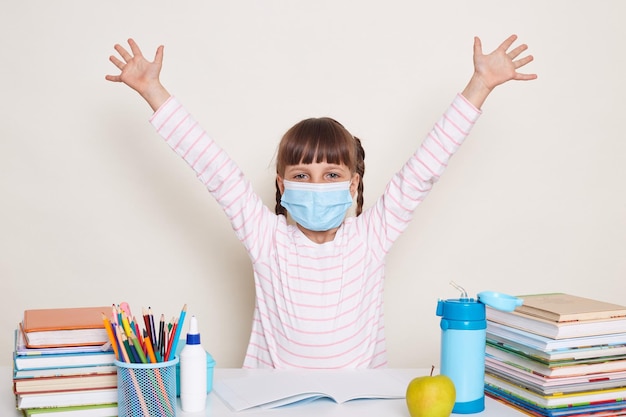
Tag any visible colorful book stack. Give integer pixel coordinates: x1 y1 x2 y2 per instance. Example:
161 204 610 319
484 293 626 417
12 306 118 416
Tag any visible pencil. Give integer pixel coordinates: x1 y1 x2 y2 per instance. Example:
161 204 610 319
164 318 178 361
167 304 187 360
116 306 123 333
110 304 119 326
101 313 120 361
111 323 125 362
132 316 145 351
144 335 158 363
142 307 152 345
158 314 165 358
148 307 157 348
131 335 148 364
116 326 131 363
121 311 133 338
122 333 139 363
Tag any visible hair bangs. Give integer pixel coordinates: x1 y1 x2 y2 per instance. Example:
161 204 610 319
277 117 356 174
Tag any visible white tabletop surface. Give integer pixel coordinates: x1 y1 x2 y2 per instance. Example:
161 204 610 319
4 367 526 416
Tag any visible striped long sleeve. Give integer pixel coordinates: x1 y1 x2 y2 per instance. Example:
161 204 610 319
149 93 481 369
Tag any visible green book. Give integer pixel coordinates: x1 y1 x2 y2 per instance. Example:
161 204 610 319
23 403 117 416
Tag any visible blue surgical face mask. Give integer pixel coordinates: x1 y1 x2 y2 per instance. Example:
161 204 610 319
280 180 353 232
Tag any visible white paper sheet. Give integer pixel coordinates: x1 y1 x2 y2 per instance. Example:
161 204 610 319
214 369 410 411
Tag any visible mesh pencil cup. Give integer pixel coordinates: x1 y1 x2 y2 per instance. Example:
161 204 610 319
116 358 178 417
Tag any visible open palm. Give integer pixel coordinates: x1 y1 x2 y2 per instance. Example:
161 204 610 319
106 39 164 97
473 35 536 91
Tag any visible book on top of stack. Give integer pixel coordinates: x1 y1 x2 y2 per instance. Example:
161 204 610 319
484 293 626 417
13 306 118 416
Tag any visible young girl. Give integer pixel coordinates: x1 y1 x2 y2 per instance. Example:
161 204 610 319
106 35 536 369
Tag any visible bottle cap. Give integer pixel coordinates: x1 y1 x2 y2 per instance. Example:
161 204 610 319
186 316 201 345
477 291 523 312
437 298 485 321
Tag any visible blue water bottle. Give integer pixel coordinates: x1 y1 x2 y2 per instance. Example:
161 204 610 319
436 283 523 414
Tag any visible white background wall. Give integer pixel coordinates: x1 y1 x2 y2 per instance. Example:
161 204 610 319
2 1 625 368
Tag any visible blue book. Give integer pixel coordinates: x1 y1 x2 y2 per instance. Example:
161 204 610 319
14 329 115 371
14 350 116 371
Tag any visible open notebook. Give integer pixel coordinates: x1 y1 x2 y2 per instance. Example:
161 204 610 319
213 369 411 411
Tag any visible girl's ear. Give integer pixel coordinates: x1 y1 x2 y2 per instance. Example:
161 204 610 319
276 174 285 194
350 173 360 196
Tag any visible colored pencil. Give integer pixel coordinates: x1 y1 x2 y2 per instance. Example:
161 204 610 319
142 307 152 345
167 304 187 360
158 314 165 358
101 313 120 360
131 335 148 364
144 335 158 364
164 318 178 361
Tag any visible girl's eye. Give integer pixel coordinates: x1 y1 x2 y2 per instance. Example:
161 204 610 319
327 173 340 179
293 173 308 180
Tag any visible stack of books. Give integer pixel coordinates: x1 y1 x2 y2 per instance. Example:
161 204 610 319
12 306 118 416
484 293 626 417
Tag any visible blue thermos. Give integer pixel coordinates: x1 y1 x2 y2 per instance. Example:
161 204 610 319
436 283 522 414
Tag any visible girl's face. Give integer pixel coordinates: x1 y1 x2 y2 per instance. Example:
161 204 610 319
277 161 360 196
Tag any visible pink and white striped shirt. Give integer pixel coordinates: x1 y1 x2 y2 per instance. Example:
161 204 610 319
149 94 481 369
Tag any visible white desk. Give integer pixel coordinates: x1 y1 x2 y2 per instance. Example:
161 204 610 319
4 367 526 416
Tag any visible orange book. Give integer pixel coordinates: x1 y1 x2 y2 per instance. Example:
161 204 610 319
21 306 110 348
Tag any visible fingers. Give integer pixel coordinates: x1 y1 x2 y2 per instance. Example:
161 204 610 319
104 74 121 82
514 72 538 81
473 36 483 56
513 56 538 80
113 43 132 63
109 54 125 70
127 38 144 59
106 40 135 83
514 54 534 69
153 45 164 66
508 43 529 60
112 39 144 64
498 34 518 52
499 34 536 78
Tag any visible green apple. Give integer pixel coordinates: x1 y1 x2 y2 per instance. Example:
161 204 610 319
406 366 456 417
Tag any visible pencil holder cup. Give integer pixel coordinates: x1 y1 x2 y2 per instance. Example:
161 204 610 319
116 358 179 417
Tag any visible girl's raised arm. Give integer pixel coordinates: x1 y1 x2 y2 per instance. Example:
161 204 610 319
105 38 171 112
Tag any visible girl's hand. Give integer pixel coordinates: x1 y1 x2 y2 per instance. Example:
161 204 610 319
462 34 537 109
105 38 171 111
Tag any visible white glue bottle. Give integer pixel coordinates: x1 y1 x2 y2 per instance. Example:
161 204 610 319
179 315 207 412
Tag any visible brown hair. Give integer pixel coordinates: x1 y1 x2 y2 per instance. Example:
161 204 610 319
275 117 365 216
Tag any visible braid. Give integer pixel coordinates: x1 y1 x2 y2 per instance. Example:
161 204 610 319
354 136 365 216
275 178 287 216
